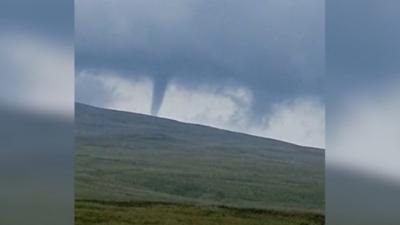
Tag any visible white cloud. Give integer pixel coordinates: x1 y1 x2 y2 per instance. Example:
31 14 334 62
159 83 252 131
329 80 400 183
250 98 325 148
77 75 325 147
0 31 73 118
76 72 152 114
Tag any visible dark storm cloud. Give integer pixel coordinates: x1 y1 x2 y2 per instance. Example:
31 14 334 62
0 0 73 41
76 0 324 117
327 0 400 90
327 0 400 117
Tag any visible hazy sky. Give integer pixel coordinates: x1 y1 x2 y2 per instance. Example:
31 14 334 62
75 0 325 147
0 0 73 117
327 0 400 182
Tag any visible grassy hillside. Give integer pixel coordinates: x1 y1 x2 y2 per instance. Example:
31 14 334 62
75 103 324 215
76 200 324 225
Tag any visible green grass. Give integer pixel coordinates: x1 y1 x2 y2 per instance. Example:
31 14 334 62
75 103 325 224
75 143 324 211
76 200 324 225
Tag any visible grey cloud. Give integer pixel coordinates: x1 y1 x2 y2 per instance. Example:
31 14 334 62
76 0 324 117
0 0 73 41
327 0 400 89
327 0 400 120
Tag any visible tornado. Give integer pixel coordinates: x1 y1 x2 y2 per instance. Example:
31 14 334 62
151 77 168 116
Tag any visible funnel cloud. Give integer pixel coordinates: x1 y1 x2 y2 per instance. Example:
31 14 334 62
151 77 168 116
75 0 324 147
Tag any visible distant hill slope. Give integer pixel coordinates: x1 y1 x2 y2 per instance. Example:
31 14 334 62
75 103 324 212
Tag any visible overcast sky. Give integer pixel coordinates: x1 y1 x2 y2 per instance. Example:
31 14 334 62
327 0 400 181
75 0 325 148
0 0 73 117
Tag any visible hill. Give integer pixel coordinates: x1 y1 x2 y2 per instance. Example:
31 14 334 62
75 103 324 212
76 200 324 225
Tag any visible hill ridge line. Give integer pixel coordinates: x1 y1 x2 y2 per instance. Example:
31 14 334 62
75 102 324 151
